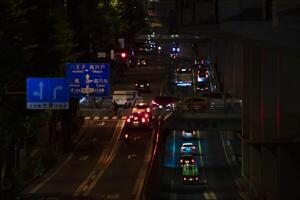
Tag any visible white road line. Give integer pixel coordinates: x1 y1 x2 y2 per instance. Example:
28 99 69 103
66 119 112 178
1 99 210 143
221 132 249 200
121 116 127 120
84 120 125 195
170 180 177 200
94 116 100 120
112 116 118 120
97 122 106 126
103 116 109 120
172 131 176 166
84 116 90 120
74 121 124 196
197 136 208 185
133 127 156 199
204 192 217 200
29 153 74 193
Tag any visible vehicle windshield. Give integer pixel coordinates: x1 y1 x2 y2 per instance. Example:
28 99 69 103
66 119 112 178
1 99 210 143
135 104 148 109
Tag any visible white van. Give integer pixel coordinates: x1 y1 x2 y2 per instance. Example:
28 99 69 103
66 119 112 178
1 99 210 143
112 90 143 107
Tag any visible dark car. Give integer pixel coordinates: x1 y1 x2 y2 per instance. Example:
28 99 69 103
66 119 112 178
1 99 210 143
196 82 209 94
137 57 147 66
197 69 209 82
179 155 196 167
151 96 180 110
135 80 150 92
125 112 150 129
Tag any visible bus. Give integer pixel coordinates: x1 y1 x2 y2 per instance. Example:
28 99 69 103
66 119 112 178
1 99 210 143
175 67 193 87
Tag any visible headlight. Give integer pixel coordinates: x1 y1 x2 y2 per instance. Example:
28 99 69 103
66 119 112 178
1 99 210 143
159 105 163 108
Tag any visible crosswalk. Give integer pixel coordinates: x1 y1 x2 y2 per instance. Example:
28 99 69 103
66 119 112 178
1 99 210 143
84 115 128 121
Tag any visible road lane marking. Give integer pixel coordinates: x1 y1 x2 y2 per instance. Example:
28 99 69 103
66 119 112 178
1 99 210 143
128 154 137 159
84 120 125 195
97 122 106 126
112 116 118 120
78 156 89 161
28 122 89 193
82 185 89 192
107 194 120 199
192 69 196 94
221 132 249 200
170 180 177 200
172 131 176 166
204 192 217 200
121 116 127 119
134 136 141 141
94 116 100 120
133 127 156 199
198 132 208 185
74 120 124 196
29 153 74 193
84 116 91 120
103 116 109 120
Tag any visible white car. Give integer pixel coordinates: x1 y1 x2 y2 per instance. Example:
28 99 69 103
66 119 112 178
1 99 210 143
112 90 143 107
181 130 197 139
180 143 196 154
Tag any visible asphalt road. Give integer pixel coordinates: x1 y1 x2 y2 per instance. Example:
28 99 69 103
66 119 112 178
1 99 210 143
20 55 166 200
22 120 119 195
157 130 243 200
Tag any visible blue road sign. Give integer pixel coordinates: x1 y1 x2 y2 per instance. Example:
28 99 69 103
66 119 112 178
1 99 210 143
66 63 110 98
27 78 69 110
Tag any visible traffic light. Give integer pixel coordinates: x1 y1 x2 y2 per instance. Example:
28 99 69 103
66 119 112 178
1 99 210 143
121 52 127 58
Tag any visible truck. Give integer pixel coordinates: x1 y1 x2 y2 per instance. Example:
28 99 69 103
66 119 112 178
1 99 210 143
112 90 143 107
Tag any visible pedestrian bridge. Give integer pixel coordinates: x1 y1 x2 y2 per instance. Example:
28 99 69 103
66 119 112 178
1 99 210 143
161 109 242 131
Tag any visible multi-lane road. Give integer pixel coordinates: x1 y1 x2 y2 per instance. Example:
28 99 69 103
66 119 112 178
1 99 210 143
20 49 245 200
21 57 166 200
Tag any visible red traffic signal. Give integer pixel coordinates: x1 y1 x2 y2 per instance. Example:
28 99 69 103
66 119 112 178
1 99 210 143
121 52 127 58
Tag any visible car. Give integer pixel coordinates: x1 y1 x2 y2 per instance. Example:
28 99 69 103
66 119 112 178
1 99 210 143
182 164 199 183
196 82 209 93
180 143 196 154
135 80 150 92
176 97 209 111
179 155 196 167
132 102 152 119
125 112 150 129
151 96 179 110
137 57 147 66
197 69 209 82
181 130 198 139
112 90 143 107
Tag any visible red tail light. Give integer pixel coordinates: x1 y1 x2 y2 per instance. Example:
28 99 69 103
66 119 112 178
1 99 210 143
191 159 195 163
191 146 196 150
126 118 131 123
146 108 150 112
145 113 149 118
134 117 138 120
142 118 146 123
125 134 128 139
180 159 183 163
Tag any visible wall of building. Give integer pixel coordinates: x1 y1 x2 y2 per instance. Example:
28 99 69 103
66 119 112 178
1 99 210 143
241 43 300 199
218 0 241 21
